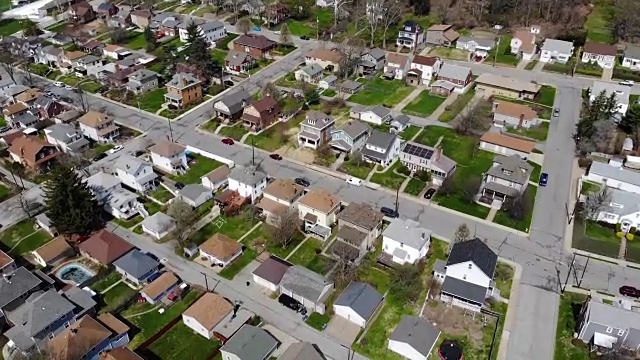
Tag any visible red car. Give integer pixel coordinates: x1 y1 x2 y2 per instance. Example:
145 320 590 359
221 138 234 145
270 153 283 160
619 286 640 298
155 32 164 39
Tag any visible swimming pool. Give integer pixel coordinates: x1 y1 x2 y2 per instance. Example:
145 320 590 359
56 264 96 286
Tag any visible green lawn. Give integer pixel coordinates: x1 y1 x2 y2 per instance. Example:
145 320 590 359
580 181 601 195
58 75 101 93
137 89 168 113
0 0 11 11
244 114 305 151
100 282 137 313
493 186 537 232
178 2 200 14
506 121 549 141
193 5 216 16
625 240 640 264
494 262 514 299
0 183 10 201
0 19 22 36
438 89 476 122
399 125 421 141
535 85 557 107
0 219 50 254
186 222 219 246
11 231 53 255
321 89 337 97
488 35 519 66
91 272 121 293
572 220 620 258
306 312 331 331
124 290 203 349
148 187 175 203
286 238 335 274
148 322 220 360
349 78 414 107
144 200 163 216
356 265 391 294
401 91 446 117
266 231 306 259
169 154 223 184
370 161 407 189
403 178 426 196
112 215 143 229
338 161 374 179
584 0 614 43
524 60 538 70
216 215 260 240
528 161 541 183
284 8 334 37
554 292 589 360
46 21 68 32
218 124 249 141
216 33 238 50
156 0 177 10
211 49 227 64
428 47 469 61
219 248 258 279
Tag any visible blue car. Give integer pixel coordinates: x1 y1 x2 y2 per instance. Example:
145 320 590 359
253 26 261 31
539 172 549 187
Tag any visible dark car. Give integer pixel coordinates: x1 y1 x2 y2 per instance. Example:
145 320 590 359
270 153 283 160
424 188 436 200
278 293 304 312
175 182 185 190
553 108 560 117
620 286 640 298
133 150 145 157
380 206 399 218
146 252 160 262
539 173 549 187
221 138 234 145
300 35 310 40
146 271 162 284
294 177 310 187
93 153 108 162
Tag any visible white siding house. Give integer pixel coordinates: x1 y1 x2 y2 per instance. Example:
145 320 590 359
585 160 640 195
114 155 158 193
149 141 188 175
227 166 268 202
382 218 431 264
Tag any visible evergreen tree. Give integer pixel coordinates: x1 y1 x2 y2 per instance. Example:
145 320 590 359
622 103 640 149
185 21 217 78
573 90 618 153
22 20 43 37
143 26 158 52
279 23 291 46
43 165 101 237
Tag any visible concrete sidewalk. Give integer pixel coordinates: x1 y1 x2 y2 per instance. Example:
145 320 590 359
393 86 425 111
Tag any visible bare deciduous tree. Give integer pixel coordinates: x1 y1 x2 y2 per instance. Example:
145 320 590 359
337 39 365 79
279 23 292 46
333 0 352 27
0 53 18 84
168 199 198 246
380 0 405 48
76 87 90 114
11 191 41 219
449 223 470 253
22 66 37 87
455 108 483 135
262 81 280 100
236 17 253 34
365 0 384 47
330 241 359 288
266 208 300 248
582 188 612 220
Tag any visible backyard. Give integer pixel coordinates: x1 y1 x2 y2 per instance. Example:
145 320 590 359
554 292 589 360
266 231 306 259
91 271 122 293
401 91 447 117
283 8 334 37
148 187 175 203
584 0 614 43
123 32 147 50
169 154 223 184
145 322 221 360
286 238 335 275
399 125 421 141
0 19 22 36
572 220 621 259
0 219 52 255
438 89 476 122
100 282 137 313
428 47 469 61
349 78 414 107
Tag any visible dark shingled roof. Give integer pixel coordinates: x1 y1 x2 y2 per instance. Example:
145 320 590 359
252 256 292 285
446 238 497 277
334 281 382 321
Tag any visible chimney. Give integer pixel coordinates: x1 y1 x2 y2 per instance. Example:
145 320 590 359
3 274 11 284
115 63 120 73
435 147 441 161
519 113 524 128
183 77 188 87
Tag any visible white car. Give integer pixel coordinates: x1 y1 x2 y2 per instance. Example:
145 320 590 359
619 80 635 86
273 30 281 35
346 177 362 186
53 81 64 87
64 85 74 90
108 145 123 154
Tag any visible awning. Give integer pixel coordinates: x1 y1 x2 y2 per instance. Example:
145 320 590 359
308 223 331 238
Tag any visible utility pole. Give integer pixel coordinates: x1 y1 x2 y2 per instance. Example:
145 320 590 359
493 36 500 67
201 271 209 291
251 138 255 166
394 186 399 213
316 16 319 40
168 115 174 142
571 47 582 77
561 253 576 293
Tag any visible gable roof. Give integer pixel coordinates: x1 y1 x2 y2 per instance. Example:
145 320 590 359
115 155 154 178
150 140 185 158
140 211 175 234
457 36 495 48
447 238 497 277
204 165 230 185
182 292 232 330
389 315 441 357
584 41 617 56
365 47 386 60
199 233 242 261
480 132 536 154
589 161 640 187
513 30 536 53
4 102 28 115
338 202 383 230
304 110 335 130
305 48 344 63
234 34 276 49
487 154 533 184
626 45 640 60
386 53 409 68
252 256 292 285
298 188 340 213
0 267 42 308
263 178 303 202
141 271 179 300
229 165 266 186
217 89 252 114
335 120 371 139
334 281 382 321
166 72 201 89
33 236 72 264
78 230 134 264
281 265 332 302
279 342 325 360
352 104 390 118
475 74 541 93
8 135 59 166
78 111 114 127
0 249 13 270
493 100 537 120
299 63 323 76
179 183 210 202
412 54 438 66
225 50 253 66
246 96 281 120
438 63 471 82
382 218 431 250
113 249 159 279
541 38 573 54
48 315 112 360
221 325 278 359
365 129 397 150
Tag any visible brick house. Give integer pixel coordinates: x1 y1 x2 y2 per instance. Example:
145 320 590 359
241 96 281 132
233 34 277 58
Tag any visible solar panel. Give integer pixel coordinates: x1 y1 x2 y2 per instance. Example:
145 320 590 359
403 143 434 159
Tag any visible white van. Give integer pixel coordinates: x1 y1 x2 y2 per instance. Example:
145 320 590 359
346 177 362 186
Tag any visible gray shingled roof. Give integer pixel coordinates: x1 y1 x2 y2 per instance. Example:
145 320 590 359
389 315 441 357
367 47 386 60
457 36 495 48
441 276 487 304
220 325 279 360
334 282 382 321
339 80 362 91
589 161 640 187
382 218 431 251
167 73 201 89
129 68 159 82
225 50 253 67
281 265 332 302
300 64 323 76
304 110 335 130
486 154 532 184
626 45 640 60
437 63 471 82
334 120 371 139
217 90 252 115
352 104 390 119
140 212 175 234
200 20 224 32
229 165 267 186
45 123 78 142
86 171 121 192
279 342 326 360
0 267 42 309
112 249 159 279
179 184 210 202
392 114 410 127
541 39 574 54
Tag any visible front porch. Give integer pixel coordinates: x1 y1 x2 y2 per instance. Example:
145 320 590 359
396 36 415 48
303 213 331 241
164 92 183 108
298 132 321 149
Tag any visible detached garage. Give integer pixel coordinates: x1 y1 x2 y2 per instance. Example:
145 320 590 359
333 281 383 328
252 256 292 292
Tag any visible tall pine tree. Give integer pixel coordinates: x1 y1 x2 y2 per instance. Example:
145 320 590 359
185 21 218 78
43 165 102 237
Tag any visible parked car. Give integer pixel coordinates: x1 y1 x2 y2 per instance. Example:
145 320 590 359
278 293 305 313
253 26 261 31
619 80 635 86
620 286 640 298
273 30 281 35
269 153 283 160
93 153 108 162
294 177 310 187
133 150 145 157
108 145 123 154
300 35 310 40
424 188 436 200
539 172 549 187
64 85 74 90
553 108 560 117
346 177 362 186
175 182 185 190
53 81 64 87
155 32 164 39
221 138 234 145
380 206 399 218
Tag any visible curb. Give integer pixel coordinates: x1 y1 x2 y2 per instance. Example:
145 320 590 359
496 259 522 360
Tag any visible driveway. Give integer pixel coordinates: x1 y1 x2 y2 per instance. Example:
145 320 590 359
325 315 361 345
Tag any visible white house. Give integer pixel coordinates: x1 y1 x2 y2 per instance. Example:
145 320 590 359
582 41 617 69
622 45 640 71
409 55 441 84
455 36 495 58
77 111 120 143
228 165 268 202
382 218 431 264
140 212 176 240
102 45 131 60
388 316 441 360
361 130 402 167
590 80 630 114
359 47 386 75
585 160 640 196
510 30 536 60
396 21 425 49
179 19 227 46
149 140 188 175
434 238 498 312
349 105 391 126
297 189 341 237
333 282 383 328
252 255 292 292
44 123 90 154
220 325 279 360
539 39 573 63
182 292 233 339
178 184 213 208
114 155 158 193
318 75 337 90
199 233 243 267
201 165 230 191
595 187 640 233
384 53 410 80
86 172 145 220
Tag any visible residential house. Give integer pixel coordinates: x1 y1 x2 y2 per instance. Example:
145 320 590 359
622 45 640 71
432 63 472 95
479 132 536 159
34 96 65 120
233 34 277 58
434 238 498 311
149 140 188 175
297 110 336 149
264 3 289 25
480 154 532 201
388 315 441 360
8 135 59 171
44 123 90 154
199 233 243 267
50 33 74 46
594 188 640 232
407 55 441 86
35 45 63 67
305 48 344 72
382 218 432 265
15 88 43 110
109 7 131 28
510 30 536 60
329 120 371 154
103 65 142 87
400 142 456 184
492 100 539 129
336 202 383 254
425 24 459 47
35 213 57 237
319 75 337 90
0 250 15 275
456 36 495 58
178 184 213 208
130 9 153 29
113 249 160 286
280 265 333 314
582 42 617 69
154 14 181 37
585 160 640 195
294 64 323 83
540 39 573 63
10 113 40 129
102 45 131 60
228 165 268 202
78 230 134 265
69 2 96 23
179 20 227 46
78 111 120 143
140 212 176 240
361 130 402 167
390 114 411 133
74 54 104 78
164 73 203 108
220 325 279 359
359 47 386 75
225 50 255 75
54 109 82 125
96 2 118 19
576 298 640 352
257 179 304 226
252 256 292 292
298 188 341 239
126 69 159 94
3 102 28 120
141 272 179 304
349 105 391 126
114 155 158 192
396 21 425 49
316 0 334 7
590 81 630 114
82 39 105 55
333 282 383 328
86 172 145 220
241 96 280 131
337 80 363 94
31 237 73 268
384 53 410 80
201 165 230 192
0 267 44 318
213 90 252 122
475 74 541 100
279 342 326 360
189 293 253 342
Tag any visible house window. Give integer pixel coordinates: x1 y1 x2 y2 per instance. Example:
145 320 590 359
606 327 613 333
64 322 70 328
49 333 55 339
468 263 472 269
463 274 467 280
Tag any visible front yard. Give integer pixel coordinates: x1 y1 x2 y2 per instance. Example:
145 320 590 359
218 123 249 141
244 113 305 152
572 220 621 259
338 159 374 179
146 322 220 360
370 161 408 189
349 78 413 107
219 247 258 280
137 89 168 113
506 121 549 141
554 292 589 360
403 178 427 196
169 154 223 184
428 47 469 61
487 35 519 66
401 91 446 117
493 186 537 232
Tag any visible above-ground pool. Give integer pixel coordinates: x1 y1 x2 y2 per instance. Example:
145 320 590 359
56 264 96 286
438 340 464 360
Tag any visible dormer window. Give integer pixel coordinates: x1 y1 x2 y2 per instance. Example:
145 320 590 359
468 263 472 269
